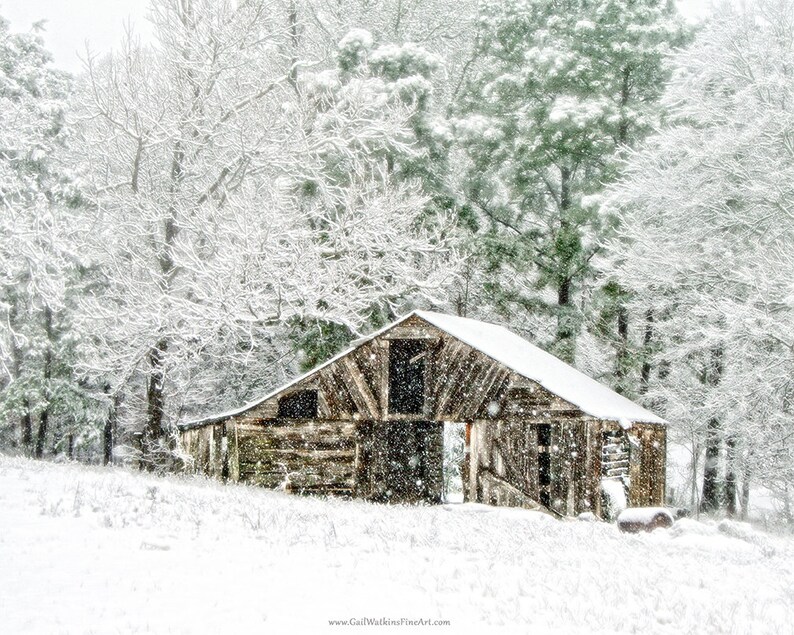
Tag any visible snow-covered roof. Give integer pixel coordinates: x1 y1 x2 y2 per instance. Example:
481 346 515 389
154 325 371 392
414 310 665 425
181 310 665 429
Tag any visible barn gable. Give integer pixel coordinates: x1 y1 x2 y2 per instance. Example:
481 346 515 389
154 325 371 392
179 311 667 516
182 310 664 429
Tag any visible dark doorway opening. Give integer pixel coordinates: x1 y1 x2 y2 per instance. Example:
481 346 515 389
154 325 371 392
538 423 552 508
388 339 427 414
380 421 442 503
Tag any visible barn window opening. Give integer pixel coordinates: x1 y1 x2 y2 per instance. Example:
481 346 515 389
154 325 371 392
601 430 630 480
538 424 552 508
388 339 427 414
278 390 318 418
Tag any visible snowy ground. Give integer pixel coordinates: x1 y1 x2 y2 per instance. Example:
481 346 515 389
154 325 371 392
1 456 792 635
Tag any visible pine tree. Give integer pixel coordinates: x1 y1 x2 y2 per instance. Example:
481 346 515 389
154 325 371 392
289 27 460 366
454 0 688 363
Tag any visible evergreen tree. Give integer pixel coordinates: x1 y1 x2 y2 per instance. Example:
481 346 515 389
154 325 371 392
0 16 102 458
454 0 688 364
290 28 460 366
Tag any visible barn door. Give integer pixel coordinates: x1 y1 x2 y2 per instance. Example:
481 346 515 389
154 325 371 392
383 421 442 503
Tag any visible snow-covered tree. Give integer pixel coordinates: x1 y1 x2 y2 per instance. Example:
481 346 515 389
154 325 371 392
261 2 484 345
70 0 459 468
282 27 463 366
454 0 688 364
0 16 102 458
288 0 478 100
604 0 794 517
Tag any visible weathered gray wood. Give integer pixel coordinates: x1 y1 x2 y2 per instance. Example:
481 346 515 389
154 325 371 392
318 369 354 419
628 423 666 507
352 343 383 405
229 422 240 482
428 339 466 408
340 356 380 419
383 326 440 340
459 364 509 421
447 357 492 421
435 349 480 418
478 470 549 512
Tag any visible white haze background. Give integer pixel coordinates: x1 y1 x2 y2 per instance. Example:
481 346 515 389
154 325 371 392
4 0 710 73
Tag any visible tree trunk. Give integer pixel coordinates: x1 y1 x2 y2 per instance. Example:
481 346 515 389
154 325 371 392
690 441 700 511
740 468 751 521
103 418 114 466
21 401 32 449
556 275 574 361
35 410 48 459
143 340 168 470
287 1 300 91
34 305 54 459
10 303 33 451
699 345 724 513
617 64 632 147
615 302 629 394
700 418 721 513
139 121 182 467
555 166 575 364
640 308 654 393
103 384 118 466
725 435 738 516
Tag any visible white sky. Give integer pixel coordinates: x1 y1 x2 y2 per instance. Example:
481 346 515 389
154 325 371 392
3 0 712 74
2 0 152 73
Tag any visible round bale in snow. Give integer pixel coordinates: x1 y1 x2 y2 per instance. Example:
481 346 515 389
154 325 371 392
617 507 674 534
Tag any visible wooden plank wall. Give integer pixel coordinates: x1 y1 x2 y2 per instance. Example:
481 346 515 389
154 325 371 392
628 423 666 507
469 418 596 516
251 318 514 425
466 376 604 516
181 424 225 479
234 420 357 495
469 420 541 509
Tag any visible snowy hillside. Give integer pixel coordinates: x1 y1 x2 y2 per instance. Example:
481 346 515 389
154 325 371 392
0 457 792 634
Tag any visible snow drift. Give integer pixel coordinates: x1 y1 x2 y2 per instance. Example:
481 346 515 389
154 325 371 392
0 456 791 634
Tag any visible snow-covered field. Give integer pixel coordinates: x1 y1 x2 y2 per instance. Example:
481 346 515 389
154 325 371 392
1 456 792 635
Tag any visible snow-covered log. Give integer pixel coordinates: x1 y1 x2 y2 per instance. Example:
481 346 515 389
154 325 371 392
617 507 674 533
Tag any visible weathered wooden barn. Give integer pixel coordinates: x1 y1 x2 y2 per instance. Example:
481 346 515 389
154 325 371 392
178 311 666 517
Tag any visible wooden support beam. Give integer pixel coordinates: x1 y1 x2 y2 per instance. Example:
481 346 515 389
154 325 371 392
465 363 507 417
318 369 350 418
429 339 465 403
383 326 440 340
340 356 380 419
455 361 508 422
435 349 479 417
448 358 493 421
